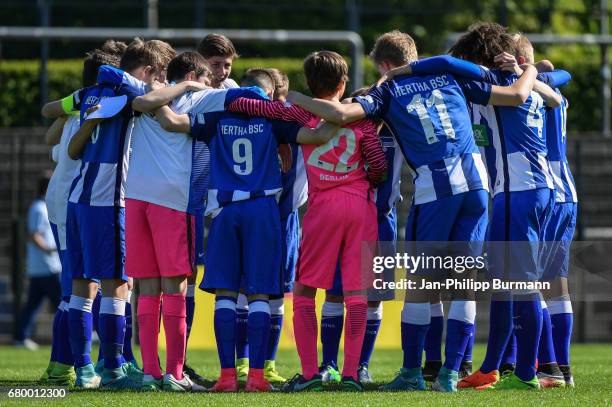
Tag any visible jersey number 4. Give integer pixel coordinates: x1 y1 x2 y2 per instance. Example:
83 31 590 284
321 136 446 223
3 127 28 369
407 89 455 144
307 128 359 173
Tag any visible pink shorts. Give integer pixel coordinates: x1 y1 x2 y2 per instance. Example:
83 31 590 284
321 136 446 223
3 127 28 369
296 191 377 292
125 198 195 279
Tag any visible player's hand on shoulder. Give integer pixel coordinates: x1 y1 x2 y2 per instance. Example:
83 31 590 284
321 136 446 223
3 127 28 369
84 105 104 125
375 64 411 87
150 79 165 91
494 52 523 75
184 81 210 92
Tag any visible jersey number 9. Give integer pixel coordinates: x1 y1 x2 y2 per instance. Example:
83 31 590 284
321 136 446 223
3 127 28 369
232 138 253 176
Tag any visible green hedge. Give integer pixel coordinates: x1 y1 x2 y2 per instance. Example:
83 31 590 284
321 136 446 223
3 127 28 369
0 57 601 131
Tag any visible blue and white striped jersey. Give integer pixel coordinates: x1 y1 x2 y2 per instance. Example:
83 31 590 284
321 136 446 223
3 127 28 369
474 69 555 196
354 73 491 204
188 102 302 215
278 143 308 219
375 124 403 215
68 83 137 207
546 91 577 203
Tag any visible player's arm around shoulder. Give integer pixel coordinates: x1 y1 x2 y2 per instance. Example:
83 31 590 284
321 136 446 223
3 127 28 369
42 91 80 119
295 121 340 145
132 81 209 113
488 64 538 106
494 53 561 108
45 115 68 146
287 91 366 125
154 105 190 133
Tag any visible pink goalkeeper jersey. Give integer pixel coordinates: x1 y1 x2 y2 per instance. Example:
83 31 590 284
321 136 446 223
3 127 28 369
227 98 386 199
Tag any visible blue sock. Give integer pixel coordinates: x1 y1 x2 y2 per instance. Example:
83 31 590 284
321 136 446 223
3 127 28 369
214 297 237 369
123 299 135 363
513 294 542 381
92 291 102 362
99 297 126 370
401 303 430 370
57 307 74 366
549 299 572 366
480 295 513 373
50 307 62 363
185 285 195 342
247 300 271 369
266 300 283 362
321 301 344 368
68 296 93 368
501 331 516 366
235 308 249 360
359 308 382 366
538 303 556 365
463 322 475 362
443 301 476 372
425 304 444 362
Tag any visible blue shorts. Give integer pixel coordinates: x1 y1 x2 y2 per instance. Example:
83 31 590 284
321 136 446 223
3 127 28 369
281 210 300 293
66 203 127 281
540 202 577 281
326 207 399 299
405 190 488 278
486 188 555 282
50 222 72 301
202 197 282 296
194 208 205 265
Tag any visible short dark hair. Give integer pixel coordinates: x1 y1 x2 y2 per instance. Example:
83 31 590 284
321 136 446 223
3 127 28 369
120 38 176 73
197 34 238 59
82 40 127 87
241 68 275 94
100 39 128 57
303 50 348 98
370 30 418 66
82 50 122 87
449 22 516 68
166 52 210 83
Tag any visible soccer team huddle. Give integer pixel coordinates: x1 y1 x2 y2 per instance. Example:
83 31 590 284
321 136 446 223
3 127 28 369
39 21 578 394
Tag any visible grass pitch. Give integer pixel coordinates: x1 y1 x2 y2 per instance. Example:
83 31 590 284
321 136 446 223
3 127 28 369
0 344 611 406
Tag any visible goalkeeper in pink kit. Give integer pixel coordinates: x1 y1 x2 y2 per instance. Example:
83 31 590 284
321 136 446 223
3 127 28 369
228 50 387 391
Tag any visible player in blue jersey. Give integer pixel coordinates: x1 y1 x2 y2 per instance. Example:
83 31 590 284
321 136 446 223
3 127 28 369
151 69 338 392
43 38 176 389
540 89 576 387
286 30 540 392
445 23 569 391
256 67 306 385
40 42 127 387
513 34 577 388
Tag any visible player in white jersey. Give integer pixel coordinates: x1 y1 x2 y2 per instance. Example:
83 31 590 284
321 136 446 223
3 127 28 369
42 114 80 386
97 51 214 391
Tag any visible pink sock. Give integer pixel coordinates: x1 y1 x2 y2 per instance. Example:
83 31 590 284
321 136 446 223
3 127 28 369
137 295 162 379
162 293 187 380
293 295 318 379
342 295 367 380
